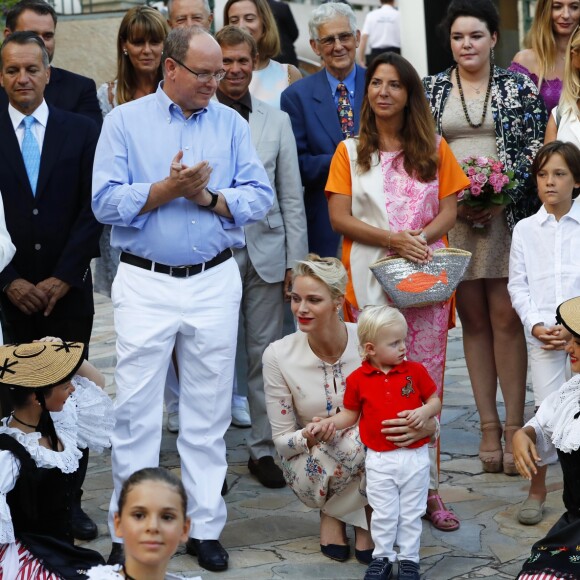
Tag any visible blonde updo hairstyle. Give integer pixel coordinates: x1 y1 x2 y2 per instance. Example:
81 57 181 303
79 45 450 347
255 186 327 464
291 254 348 301
357 305 407 359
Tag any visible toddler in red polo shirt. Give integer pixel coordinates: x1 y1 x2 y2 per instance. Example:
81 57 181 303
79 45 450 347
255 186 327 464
305 305 441 580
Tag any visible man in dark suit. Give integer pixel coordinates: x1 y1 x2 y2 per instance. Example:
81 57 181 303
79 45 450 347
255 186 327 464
281 2 365 257
0 31 102 540
1 0 102 127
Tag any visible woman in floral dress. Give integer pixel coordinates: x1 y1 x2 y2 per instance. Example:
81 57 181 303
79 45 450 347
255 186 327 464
263 255 435 563
325 52 469 532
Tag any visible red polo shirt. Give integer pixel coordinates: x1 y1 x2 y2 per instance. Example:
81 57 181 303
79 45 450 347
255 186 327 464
343 360 436 452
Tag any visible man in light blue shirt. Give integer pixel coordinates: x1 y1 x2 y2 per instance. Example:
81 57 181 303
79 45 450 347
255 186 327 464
92 26 273 573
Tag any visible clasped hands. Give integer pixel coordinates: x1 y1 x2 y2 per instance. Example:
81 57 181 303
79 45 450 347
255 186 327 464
6 277 70 316
167 151 213 205
390 229 433 264
532 323 570 351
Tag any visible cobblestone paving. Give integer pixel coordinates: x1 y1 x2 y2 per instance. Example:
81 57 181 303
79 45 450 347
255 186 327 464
81 293 562 579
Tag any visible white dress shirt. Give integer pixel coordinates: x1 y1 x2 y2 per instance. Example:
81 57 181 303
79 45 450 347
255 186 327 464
8 99 48 151
508 201 580 337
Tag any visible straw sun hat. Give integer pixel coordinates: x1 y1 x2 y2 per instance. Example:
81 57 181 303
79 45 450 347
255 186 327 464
0 341 85 389
556 296 580 339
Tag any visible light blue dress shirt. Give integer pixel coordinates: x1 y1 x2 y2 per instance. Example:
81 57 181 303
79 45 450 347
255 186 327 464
92 84 273 266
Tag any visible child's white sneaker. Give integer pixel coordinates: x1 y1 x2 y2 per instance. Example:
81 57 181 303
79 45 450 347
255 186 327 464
364 558 393 580
398 559 420 580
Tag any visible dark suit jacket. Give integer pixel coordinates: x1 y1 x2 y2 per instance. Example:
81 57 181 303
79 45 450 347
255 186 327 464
268 0 299 67
0 67 102 129
280 65 366 197
0 106 102 322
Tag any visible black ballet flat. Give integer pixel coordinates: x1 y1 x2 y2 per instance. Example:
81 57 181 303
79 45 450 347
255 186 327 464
355 548 374 565
320 543 350 562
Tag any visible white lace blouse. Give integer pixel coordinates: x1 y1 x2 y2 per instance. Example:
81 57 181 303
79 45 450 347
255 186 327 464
0 375 114 544
526 374 580 466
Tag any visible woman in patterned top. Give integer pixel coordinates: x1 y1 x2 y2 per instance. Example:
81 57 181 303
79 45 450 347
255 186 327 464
423 0 547 484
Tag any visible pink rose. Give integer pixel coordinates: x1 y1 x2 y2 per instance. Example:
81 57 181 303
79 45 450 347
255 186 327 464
491 161 504 172
476 156 488 167
474 172 488 185
470 184 482 197
467 167 477 176
489 172 505 193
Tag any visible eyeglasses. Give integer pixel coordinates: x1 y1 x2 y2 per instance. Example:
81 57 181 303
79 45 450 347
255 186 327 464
172 57 226 82
316 32 355 48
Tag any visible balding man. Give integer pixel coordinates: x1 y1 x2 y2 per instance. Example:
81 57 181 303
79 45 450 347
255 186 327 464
167 0 213 30
92 26 273 572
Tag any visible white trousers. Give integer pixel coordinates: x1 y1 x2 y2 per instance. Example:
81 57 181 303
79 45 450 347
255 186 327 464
108 258 242 540
366 445 430 563
528 341 570 406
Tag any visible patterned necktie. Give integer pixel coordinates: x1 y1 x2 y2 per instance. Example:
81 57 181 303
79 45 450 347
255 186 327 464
337 83 354 139
22 116 40 195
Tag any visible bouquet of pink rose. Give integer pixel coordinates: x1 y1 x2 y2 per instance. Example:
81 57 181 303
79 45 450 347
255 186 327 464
459 156 517 209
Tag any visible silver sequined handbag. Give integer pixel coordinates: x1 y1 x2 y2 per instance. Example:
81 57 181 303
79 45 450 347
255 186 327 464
369 248 472 309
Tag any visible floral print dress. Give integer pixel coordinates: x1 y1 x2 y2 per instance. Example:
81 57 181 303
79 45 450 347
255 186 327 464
263 323 368 527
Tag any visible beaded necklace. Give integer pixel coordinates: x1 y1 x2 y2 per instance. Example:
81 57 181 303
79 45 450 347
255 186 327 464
455 65 493 129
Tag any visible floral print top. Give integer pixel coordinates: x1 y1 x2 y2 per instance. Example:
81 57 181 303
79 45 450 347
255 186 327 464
263 323 361 460
423 66 547 231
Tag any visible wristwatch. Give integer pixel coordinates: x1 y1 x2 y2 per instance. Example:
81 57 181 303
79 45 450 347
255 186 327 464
199 188 219 209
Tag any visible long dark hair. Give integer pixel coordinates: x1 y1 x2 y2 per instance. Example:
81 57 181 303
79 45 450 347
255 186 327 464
357 52 438 182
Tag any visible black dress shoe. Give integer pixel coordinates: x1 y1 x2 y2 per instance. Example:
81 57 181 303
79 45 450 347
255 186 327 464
355 548 374 565
186 538 229 571
248 456 286 488
320 543 350 562
71 504 98 541
107 542 125 565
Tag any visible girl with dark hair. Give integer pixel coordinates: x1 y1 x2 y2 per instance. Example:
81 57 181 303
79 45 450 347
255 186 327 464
87 467 191 580
0 339 114 579
325 52 469 533
423 0 546 481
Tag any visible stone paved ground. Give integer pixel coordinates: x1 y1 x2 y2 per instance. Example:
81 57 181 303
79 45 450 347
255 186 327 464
80 293 565 579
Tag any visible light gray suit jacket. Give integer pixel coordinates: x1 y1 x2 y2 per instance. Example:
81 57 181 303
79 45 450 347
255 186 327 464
246 96 307 284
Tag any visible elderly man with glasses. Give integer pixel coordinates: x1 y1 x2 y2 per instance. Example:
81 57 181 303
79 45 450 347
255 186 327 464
281 1 365 258
92 26 273 573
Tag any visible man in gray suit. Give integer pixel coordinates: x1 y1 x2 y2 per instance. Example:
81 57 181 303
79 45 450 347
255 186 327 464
215 25 308 487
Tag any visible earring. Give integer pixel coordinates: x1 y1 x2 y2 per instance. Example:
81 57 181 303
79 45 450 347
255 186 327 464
123 49 128 56
490 47 495 64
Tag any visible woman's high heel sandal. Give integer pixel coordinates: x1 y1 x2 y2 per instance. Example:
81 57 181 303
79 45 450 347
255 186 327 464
503 425 522 476
479 422 503 473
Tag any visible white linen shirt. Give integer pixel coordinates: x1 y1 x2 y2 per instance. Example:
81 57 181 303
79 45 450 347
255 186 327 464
508 201 580 338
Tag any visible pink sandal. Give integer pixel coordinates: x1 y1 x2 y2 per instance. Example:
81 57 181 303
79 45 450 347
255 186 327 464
424 494 460 532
